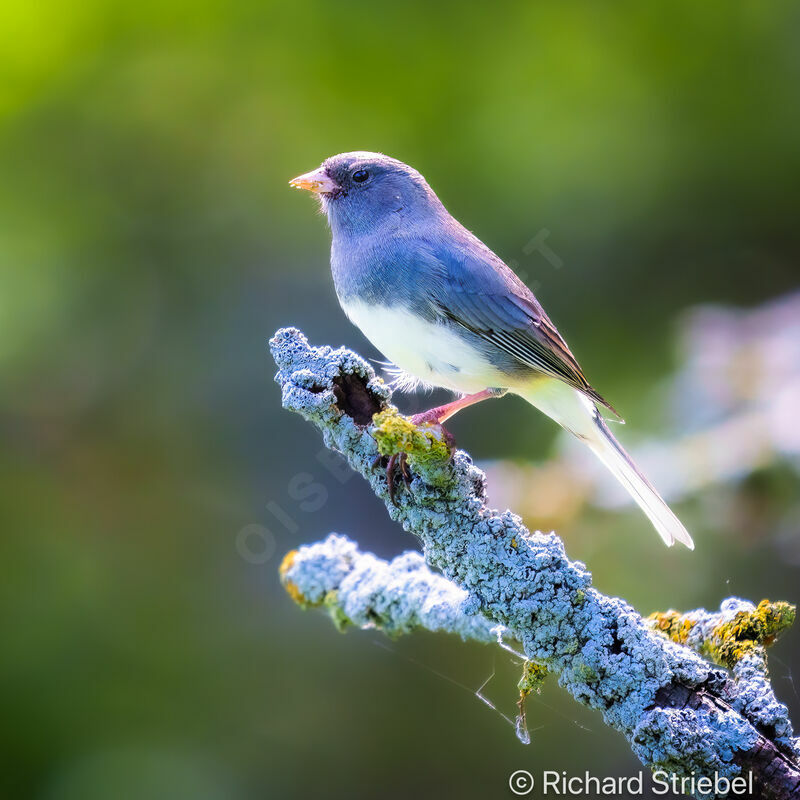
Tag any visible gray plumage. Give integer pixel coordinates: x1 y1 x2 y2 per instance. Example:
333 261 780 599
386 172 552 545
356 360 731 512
321 152 612 410
290 151 694 549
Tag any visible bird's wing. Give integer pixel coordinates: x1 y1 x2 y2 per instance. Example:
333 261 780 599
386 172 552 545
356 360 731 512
419 231 619 417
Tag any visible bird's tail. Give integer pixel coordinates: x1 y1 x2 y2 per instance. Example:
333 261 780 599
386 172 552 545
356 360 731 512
518 379 694 549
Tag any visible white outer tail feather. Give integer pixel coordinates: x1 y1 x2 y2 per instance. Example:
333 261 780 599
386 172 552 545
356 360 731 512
585 412 694 549
517 380 694 550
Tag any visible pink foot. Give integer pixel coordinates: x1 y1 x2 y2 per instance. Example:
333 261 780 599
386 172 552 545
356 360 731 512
411 387 507 426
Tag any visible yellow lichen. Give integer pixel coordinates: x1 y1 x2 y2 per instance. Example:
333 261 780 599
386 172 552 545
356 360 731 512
279 549 297 581
648 610 697 645
283 579 307 606
706 600 795 669
278 549 312 607
648 600 795 670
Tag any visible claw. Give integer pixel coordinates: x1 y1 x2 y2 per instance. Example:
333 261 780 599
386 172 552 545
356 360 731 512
386 454 400 505
383 452 413 505
399 452 411 485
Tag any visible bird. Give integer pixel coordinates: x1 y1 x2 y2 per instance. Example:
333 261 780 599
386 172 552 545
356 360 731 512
289 151 694 549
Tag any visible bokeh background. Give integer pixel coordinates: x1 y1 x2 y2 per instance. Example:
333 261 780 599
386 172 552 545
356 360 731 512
3 2 800 798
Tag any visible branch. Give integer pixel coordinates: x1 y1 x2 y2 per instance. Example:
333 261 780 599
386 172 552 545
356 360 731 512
270 326 800 799
279 533 500 643
648 600 799 760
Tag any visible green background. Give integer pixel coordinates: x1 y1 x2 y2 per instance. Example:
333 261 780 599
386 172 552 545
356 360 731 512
2 2 799 798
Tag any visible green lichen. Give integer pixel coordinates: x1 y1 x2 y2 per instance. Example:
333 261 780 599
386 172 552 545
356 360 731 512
518 660 549 697
516 660 549 744
324 590 352 632
573 656 598 683
372 408 453 485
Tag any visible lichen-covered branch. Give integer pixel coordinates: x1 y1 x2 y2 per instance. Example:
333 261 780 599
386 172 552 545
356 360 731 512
648 600 795 672
270 327 800 799
649 599 799 761
279 534 500 643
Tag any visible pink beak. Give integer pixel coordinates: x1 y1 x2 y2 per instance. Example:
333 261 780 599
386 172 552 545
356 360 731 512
289 166 339 194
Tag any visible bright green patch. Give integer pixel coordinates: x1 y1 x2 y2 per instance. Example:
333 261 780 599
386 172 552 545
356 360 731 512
372 409 453 486
324 590 352 632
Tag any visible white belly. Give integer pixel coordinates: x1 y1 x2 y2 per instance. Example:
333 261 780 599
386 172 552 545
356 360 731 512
341 299 508 394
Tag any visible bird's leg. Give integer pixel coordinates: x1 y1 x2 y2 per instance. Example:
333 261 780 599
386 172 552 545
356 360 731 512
410 387 508 426
382 388 507 505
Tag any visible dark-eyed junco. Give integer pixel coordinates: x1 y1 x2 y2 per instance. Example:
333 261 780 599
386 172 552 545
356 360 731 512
291 152 693 549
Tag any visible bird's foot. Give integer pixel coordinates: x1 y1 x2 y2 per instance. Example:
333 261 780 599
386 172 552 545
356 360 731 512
371 413 456 505
409 388 507 428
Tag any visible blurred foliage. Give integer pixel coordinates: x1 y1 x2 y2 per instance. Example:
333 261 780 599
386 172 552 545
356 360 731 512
1 1 799 798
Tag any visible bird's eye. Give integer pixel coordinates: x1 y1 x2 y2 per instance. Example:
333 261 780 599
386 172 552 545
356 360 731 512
352 169 370 183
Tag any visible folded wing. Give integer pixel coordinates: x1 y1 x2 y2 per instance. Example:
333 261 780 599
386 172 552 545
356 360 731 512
416 228 619 417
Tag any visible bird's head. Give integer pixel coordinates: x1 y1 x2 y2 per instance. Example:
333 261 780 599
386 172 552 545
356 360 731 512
290 151 442 235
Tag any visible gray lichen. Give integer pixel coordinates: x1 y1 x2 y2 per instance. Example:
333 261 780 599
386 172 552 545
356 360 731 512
280 534 501 642
270 326 800 797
